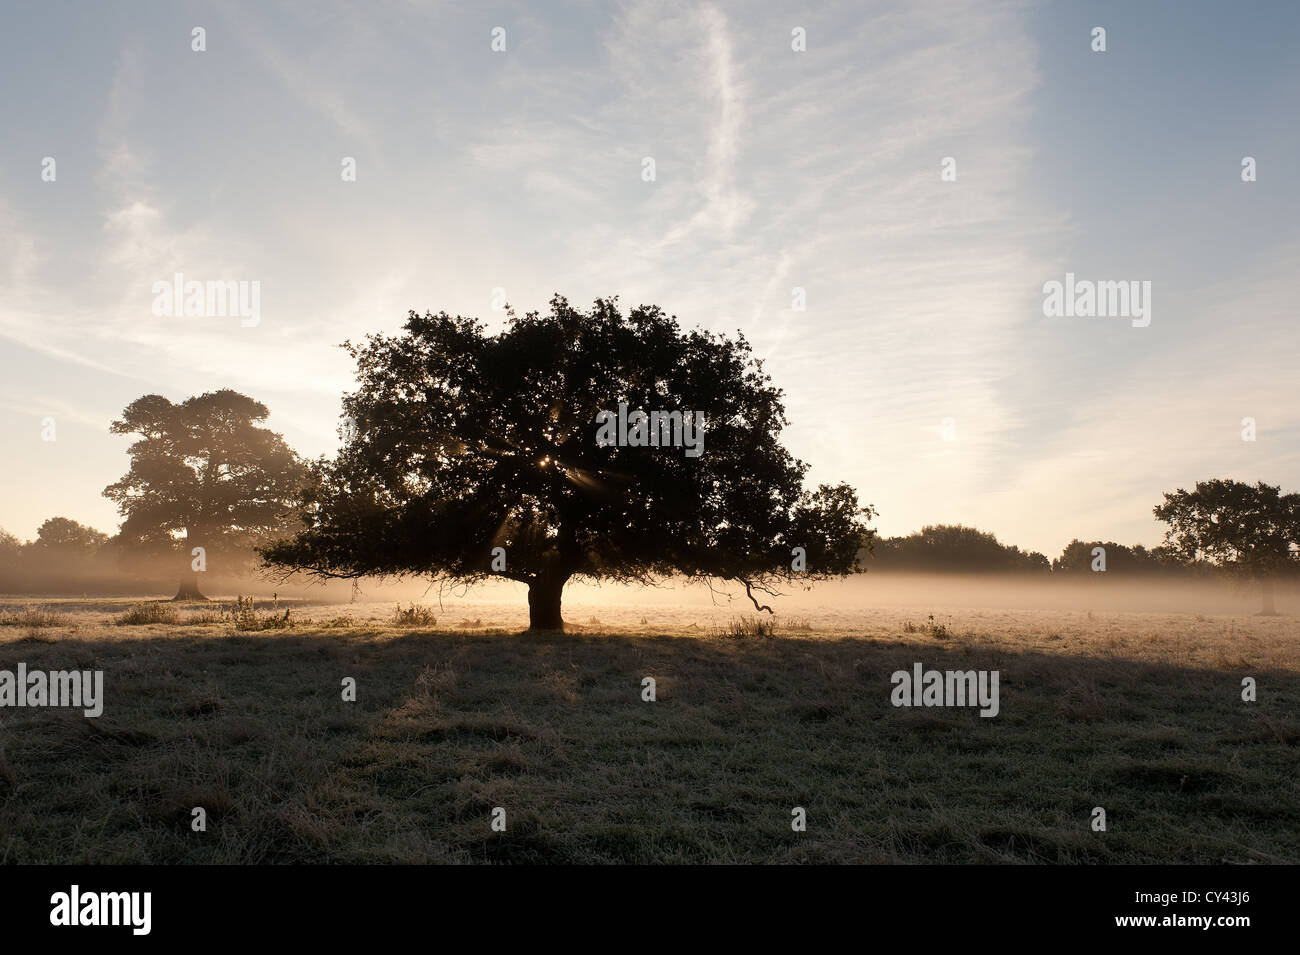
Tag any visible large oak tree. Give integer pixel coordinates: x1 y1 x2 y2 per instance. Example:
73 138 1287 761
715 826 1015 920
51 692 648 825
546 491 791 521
104 390 308 600
262 295 875 630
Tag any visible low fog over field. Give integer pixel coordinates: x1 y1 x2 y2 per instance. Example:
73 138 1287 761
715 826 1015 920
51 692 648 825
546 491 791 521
288 571 1292 621
12 568 1281 622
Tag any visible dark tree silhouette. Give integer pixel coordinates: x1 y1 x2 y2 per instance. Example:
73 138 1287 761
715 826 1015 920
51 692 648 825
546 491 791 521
1154 479 1300 614
262 295 875 631
872 524 1049 572
1051 539 1186 574
104 390 308 600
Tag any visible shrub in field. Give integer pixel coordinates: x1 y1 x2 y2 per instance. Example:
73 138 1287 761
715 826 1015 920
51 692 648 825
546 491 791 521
0 606 69 628
184 609 227 624
115 602 179 626
723 615 777 638
227 596 293 631
392 603 437 627
903 614 948 638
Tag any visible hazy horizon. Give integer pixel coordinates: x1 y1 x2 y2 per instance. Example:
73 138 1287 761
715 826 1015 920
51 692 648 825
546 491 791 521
3 1 1298 558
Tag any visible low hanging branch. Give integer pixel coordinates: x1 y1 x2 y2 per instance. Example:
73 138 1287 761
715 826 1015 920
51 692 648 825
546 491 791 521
741 578 776 615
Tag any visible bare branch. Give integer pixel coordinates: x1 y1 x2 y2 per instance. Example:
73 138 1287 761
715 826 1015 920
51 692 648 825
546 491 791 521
740 578 775 614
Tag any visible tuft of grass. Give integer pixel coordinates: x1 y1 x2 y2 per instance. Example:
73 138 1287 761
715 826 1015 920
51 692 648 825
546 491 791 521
115 602 179 626
904 614 948 638
0 605 69 628
184 609 226 625
392 603 437 627
15 628 57 644
1251 712 1300 745
227 596 293 631
1059 680 1105 722
0 746 14 795
1215 648 1249 670
722 615 777 638
414 662 458 700
782 616 814 632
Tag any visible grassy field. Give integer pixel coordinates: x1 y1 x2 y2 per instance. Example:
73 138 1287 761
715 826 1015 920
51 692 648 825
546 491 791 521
0 595 1297 864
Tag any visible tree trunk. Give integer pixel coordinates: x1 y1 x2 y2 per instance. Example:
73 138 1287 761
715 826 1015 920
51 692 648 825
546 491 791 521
527 574 566 631
173 571 207 602
1260 577 1277 616
174 529 208 601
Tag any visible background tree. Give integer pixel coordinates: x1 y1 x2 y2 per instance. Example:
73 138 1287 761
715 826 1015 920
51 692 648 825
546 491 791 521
263 295 876 630
26 517 109 558
1051 539 1189 575
1154 479 1300 614
4 517 110 592
870 524 1049 573
0 527 23 589
104 390 308 600
0 528 21 561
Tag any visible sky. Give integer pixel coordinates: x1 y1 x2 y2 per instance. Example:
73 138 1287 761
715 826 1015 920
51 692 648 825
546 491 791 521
0 0 1297 560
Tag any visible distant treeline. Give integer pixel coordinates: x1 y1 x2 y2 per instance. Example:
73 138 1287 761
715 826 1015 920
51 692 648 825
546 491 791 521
865 524 1211 576
2 517 1216 595
0 517 265 596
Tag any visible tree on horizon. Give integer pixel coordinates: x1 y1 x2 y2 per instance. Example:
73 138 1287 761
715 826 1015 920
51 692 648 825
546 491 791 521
1154 478 1300 615
871 523 1049 572
104 390 308 600
26 516 109 557
262 295 875 631
1051 539 1187 575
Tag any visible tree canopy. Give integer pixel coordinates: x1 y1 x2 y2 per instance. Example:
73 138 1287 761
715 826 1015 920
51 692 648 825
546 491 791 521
263 295 876 629
28 516 108 557
871 524 1049 572
1154 478 1300 613
1051 539 1187 574
0 528 20 564
104 389 307 599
